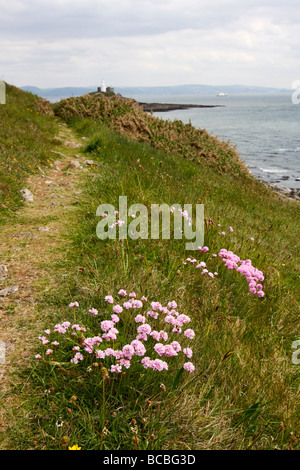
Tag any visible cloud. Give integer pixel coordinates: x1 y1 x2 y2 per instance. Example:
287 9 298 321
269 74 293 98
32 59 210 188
1 0 300 88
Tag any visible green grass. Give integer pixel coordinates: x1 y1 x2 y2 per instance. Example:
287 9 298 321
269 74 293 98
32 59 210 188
2 90 299 450
0 84 57 223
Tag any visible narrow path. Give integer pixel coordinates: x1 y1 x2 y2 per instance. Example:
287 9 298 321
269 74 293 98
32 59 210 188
0 121 90 446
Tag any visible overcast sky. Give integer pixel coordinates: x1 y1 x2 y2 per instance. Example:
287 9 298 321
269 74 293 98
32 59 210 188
1 0 300 89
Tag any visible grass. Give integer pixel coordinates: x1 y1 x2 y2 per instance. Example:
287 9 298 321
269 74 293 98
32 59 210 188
0 84 57 223
1 89 299 450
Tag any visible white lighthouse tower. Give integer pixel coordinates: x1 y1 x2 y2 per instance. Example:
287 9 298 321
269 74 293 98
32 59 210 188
100 79 106 93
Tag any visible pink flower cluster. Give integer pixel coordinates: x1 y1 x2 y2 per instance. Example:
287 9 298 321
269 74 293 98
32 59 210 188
36 291 196 374
218 249 265 297
185 257 218 278
184 223 265 297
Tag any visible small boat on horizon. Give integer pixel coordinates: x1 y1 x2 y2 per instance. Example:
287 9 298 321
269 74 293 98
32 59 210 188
216 92 228 97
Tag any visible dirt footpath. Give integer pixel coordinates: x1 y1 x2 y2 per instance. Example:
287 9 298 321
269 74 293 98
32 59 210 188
0 121 90 446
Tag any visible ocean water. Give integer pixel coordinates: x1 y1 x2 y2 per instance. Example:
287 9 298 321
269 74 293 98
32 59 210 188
128 92 300 189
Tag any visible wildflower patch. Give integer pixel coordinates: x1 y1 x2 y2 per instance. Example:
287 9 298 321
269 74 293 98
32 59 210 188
35 291 196 375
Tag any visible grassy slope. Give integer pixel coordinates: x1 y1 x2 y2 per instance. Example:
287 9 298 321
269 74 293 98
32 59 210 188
0 84 57 222
1 89 299 450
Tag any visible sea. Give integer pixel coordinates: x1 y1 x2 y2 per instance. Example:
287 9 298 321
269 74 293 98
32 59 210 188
125 92 300 189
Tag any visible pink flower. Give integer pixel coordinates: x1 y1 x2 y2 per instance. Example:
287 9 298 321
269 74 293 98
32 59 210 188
83 338 95 353
150 330 161 341
164 345 178 357
111 364 122 373
120 358 131 369
35 354 42 360
184 329 195 339
118 289 127 296
123 301 132 309
111 314 120 323
165 315 177 325
122 344 135 359
69 301 79 307
229 226 233 232
159 330 168 342
151 301 162 311
183 362 195 372
197 261 206 268
201 246 209 252
104 348 115 357
172 327 182 334
152 359 168 371
136 332 148 341
146 310 159 319
131 339 146 356
95 350 105 359
51 341 59 347
171 341 181 352
54 324 67 334
141 356 152 368
103 329 118 340
101 320 115 331
89 308 98 316
114 350 122 359
257 290 265 298
129 292 137 298
71 352 84 364
45 349 53 356
71 324 85 331
113 304 123 313
137 323 151 335
167 300 177 309
92 336 102 345
105 295 114 304
135 314 146 323
154 343 165 356
44 329 51 335
183 347 193 358
39 335 49 345
176 314 191 326
131 299 143 308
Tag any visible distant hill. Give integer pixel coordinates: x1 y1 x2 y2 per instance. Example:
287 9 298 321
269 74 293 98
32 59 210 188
21 84 291 102
21 86 96 101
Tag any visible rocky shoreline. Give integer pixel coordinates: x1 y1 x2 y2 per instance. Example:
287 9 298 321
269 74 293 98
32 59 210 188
262 181 300 202
138 102 223 112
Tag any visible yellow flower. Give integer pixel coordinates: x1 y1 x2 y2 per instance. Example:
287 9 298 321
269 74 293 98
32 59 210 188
68 444 81 450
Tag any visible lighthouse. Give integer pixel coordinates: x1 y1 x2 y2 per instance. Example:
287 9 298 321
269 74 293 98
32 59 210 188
100 79 106 93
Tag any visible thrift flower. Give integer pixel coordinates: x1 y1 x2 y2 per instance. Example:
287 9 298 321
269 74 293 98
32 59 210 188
183 348 193 358
118 289 127 296
183 362 195 372
112 304 123 313
89 308 98 316
184 329 195 339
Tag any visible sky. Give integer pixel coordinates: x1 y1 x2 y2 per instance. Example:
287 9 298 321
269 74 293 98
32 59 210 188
1 0 300 89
